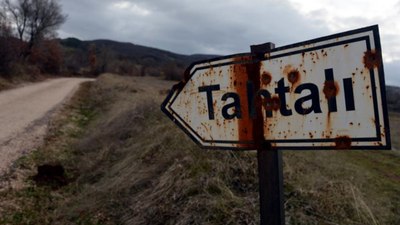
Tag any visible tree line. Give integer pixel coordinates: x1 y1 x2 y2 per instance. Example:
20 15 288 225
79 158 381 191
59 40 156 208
0 0 66 77
0 0 186 80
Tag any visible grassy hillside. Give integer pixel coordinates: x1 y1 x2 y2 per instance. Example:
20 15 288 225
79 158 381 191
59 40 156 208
0 74 399 224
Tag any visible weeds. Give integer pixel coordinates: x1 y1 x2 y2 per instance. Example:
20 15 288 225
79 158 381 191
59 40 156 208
0 80 96 225
1 74 399 225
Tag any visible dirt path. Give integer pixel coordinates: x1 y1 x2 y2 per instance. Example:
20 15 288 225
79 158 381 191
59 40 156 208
0 78 93 174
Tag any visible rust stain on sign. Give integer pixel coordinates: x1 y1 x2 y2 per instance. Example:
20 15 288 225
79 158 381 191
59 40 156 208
264 96 281 112
246 57 264 148
231 58 254 145
323 80 339 99
261 71 272 85
363 49 381 70
287 69 300 85
335 136 352 149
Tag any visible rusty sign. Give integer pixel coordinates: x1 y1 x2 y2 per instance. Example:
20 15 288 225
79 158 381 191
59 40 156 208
161 25 391 150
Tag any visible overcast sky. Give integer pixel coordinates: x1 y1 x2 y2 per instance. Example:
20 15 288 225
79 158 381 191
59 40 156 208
58 0 400 86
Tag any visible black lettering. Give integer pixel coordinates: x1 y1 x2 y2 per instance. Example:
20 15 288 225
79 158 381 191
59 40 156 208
247 80 256 119
257 89 273 117
221 93 242 119
294 83 322 115
198 84 220 120
325 68 337 112
343 78 355 111
275 78 292 116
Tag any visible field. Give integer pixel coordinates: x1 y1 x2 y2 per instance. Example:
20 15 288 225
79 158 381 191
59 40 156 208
0 74 399 225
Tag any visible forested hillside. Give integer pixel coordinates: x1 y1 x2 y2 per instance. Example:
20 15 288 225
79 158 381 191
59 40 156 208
59 37 218 79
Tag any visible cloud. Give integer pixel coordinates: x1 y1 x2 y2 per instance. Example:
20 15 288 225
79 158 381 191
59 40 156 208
287 0 400 64
384 61 400 86
111 1 150 16
59 0 329 54
397 0 400 12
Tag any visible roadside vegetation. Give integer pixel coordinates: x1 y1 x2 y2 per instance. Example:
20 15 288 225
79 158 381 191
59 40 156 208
0 0 67 90
0 74 399 225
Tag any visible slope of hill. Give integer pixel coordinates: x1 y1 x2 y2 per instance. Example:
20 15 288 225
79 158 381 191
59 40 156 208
386 85 400 112
59 37 219 78
63 38 183 64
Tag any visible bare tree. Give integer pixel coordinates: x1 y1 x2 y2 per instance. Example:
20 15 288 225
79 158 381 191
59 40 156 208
4 0 29 41
3 0 67 57
27 0 66 44
0 8 16 75
0 6 5 21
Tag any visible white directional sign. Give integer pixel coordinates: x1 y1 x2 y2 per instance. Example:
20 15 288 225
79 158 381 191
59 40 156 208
162 25 391 150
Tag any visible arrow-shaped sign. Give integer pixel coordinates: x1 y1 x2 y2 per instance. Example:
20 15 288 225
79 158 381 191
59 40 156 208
162 25 391 150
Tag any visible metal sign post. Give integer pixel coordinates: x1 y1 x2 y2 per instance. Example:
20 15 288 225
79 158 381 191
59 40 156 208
257 145 284 225
251 43 285 225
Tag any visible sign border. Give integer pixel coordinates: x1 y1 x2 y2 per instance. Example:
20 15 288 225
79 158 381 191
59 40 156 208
161 25 391 150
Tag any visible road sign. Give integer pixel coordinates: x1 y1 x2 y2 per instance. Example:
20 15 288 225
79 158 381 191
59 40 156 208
161 25 391 150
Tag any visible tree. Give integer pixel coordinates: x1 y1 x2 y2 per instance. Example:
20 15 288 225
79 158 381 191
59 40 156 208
3 0 29 41
88 43 97 75
0 9 12 39
29 39 62 74
163 62 184 81
0 11 16 75
3 0 67 57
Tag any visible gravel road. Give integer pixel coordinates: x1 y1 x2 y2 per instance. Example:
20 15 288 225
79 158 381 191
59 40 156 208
0 78 93 174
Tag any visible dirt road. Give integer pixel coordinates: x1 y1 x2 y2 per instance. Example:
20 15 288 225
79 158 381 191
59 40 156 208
0 78 93 174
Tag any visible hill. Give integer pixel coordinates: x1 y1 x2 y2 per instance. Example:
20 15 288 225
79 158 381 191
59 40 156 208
59 37 219 78
61 38 216 65
386 85 400 112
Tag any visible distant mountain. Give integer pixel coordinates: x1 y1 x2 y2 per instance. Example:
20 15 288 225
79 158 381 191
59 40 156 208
59 37 219 77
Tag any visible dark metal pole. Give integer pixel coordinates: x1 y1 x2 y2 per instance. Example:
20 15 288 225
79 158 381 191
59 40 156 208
257 142 285 225
250 42 285 225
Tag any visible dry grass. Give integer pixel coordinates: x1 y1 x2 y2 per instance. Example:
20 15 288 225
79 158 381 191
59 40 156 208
283 150 400 225
0 77 14 91
50 74 260 224
1 73 399 225
389 112 400 150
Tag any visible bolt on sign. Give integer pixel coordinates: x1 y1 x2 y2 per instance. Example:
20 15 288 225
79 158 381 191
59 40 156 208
161 25 391 150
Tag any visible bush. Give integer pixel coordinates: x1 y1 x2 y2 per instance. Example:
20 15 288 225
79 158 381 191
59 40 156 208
163 62 184 81
0 22 17 76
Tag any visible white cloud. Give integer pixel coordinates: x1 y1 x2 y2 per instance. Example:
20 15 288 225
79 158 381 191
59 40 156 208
111 1 150 16
397 0 400 12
